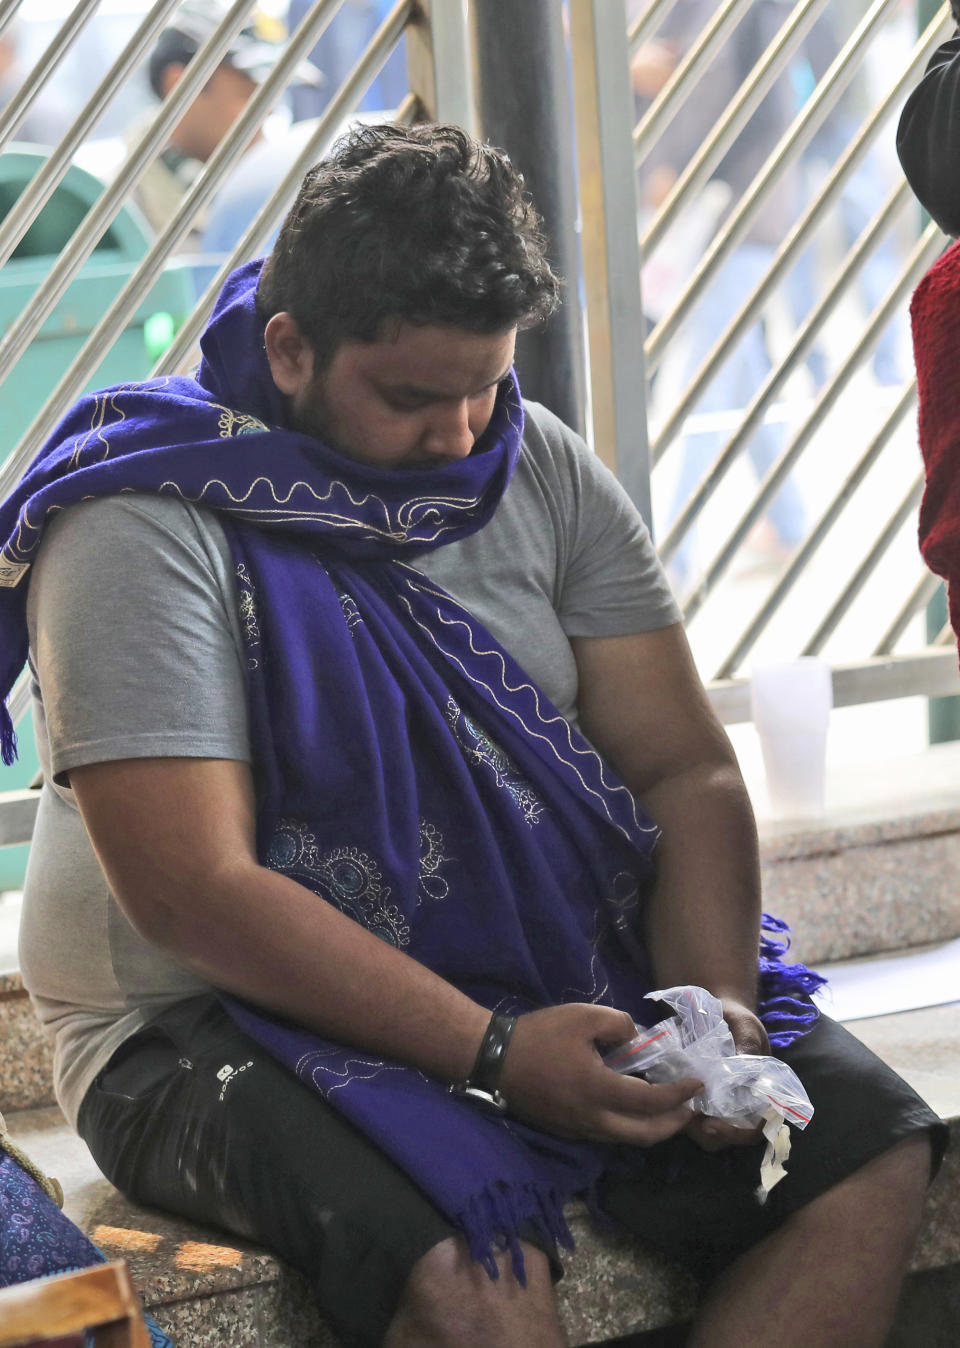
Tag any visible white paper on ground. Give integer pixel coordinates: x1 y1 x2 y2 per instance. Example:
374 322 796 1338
813 937 960 1022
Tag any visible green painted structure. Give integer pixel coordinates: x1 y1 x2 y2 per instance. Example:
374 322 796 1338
0 147 194 889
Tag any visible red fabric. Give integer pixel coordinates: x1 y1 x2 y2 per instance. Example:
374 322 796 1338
912 238 960 658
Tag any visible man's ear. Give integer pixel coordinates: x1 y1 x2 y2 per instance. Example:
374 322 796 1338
263 312 315 396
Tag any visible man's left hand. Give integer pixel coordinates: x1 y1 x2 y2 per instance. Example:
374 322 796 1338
684 997 770 1152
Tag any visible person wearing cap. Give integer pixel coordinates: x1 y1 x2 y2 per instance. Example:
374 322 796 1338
132 2 315 239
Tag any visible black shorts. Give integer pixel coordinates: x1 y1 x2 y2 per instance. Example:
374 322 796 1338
77 995 946 1348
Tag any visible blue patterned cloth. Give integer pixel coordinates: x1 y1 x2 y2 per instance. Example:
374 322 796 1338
0 260 824 1278
0 1152 173 1346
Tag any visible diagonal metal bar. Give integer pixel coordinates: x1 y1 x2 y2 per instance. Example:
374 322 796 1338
680 220 943 634
153 86 419 379
0 0 262 391
801 476 926 658
628 0 682 53
0 0 23 43
874 572 943 656
649 6 951 455
633 0 751 166
641 0 830 259
934 622 955 647
644 0 932 375
2 0 410 483
713 382 917 677
0 0 101 155
0 0 183 273
657 177 912 561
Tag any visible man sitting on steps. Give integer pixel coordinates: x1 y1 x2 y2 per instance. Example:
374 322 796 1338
0 122 946 1347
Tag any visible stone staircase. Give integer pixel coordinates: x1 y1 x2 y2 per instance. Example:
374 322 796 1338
1 744 959 1345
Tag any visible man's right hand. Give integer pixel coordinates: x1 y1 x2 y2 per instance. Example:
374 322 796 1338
499 1004 701 1146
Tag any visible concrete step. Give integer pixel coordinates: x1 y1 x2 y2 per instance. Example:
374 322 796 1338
3 1002 957 1347
757 742 960 966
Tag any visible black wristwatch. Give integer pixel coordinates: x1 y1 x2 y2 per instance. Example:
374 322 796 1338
448 1012 517 1114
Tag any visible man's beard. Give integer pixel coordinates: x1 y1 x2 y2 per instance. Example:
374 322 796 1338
289 378 336 448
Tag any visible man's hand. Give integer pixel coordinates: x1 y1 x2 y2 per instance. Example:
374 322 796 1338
684 998 770 1152
499 1003 702 1146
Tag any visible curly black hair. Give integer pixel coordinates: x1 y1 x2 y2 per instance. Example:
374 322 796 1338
256 122 561 369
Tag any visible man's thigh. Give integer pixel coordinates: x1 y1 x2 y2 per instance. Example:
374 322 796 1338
597 1013 947 1281
77 995 457 1348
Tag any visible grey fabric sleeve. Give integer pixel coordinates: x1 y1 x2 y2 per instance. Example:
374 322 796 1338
522 402 681 637
27 494 251 782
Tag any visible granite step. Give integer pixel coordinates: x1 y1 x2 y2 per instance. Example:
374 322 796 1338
0 968 55 1110
3 1003 958 1347
756 742 960 967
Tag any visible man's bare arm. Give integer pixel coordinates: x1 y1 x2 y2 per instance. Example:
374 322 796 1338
572 624 761 1004
572 624 768 1147
69 755 700 1145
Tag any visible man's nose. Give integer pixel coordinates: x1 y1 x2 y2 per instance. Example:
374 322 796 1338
421 400 475 460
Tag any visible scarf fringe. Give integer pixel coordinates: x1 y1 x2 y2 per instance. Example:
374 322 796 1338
757 913 827 1048
1 702 16 767
459 1181 576 1285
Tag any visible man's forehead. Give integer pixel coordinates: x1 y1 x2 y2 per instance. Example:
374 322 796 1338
335 321 516 392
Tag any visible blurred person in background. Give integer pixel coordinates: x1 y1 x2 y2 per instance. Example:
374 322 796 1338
794 4 906 389
0 19 72 147
133 0 319 239
194 1 409 296
285 0 407 123
632 0 807 584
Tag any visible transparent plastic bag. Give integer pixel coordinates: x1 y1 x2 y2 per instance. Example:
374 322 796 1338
603 985 814 1199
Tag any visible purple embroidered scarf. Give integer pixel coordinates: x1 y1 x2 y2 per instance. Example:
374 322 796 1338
0 260 824 1278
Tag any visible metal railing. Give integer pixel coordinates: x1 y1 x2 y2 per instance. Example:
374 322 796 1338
575 0 959 723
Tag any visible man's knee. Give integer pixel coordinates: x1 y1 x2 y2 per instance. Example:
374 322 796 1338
385 1235 564 1348
793 1132 933 1238
850 1133 934 1207
869 1132 936 1210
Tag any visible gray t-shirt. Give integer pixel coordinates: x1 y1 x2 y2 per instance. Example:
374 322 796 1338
21 400 679 1126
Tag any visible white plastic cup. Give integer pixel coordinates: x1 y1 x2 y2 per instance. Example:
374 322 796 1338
749 658 833 820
